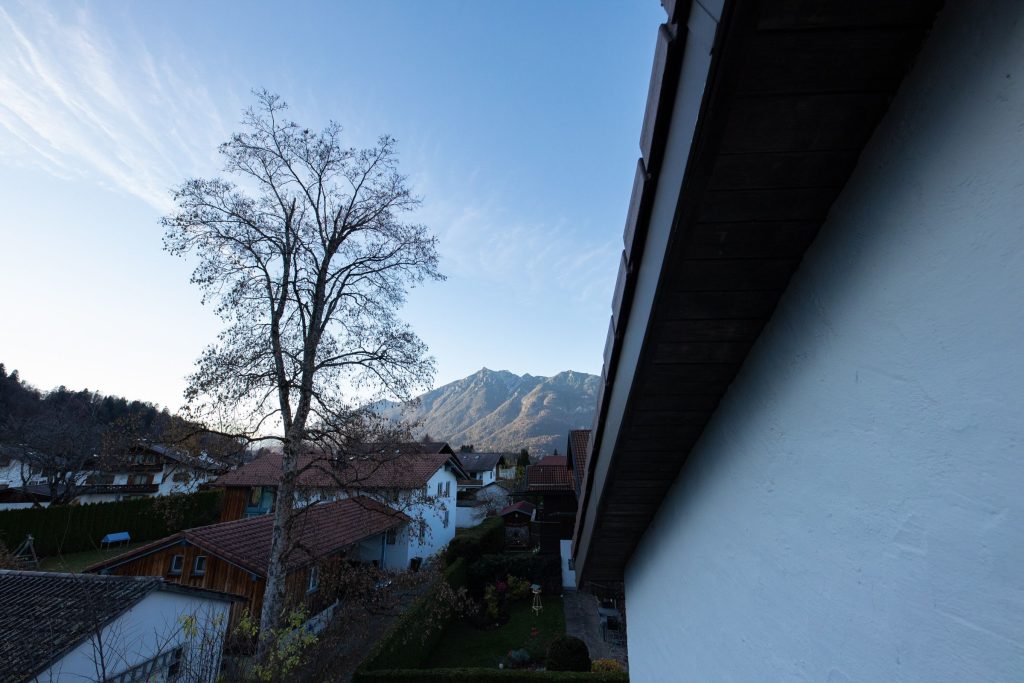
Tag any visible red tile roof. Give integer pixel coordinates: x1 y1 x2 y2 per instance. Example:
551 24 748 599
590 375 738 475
499 501 536 517
88 497 406 576
526 456 573 492
215 449 461 491
567 429 591 496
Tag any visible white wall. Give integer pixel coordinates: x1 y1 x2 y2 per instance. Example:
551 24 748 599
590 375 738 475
559 539 576 589
456 504 486 529
35 590 231 683
409 467 457 560
625 2 1024 681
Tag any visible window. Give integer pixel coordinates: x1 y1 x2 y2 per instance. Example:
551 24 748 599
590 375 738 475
249 486 263 507
169 554 183 576
386 528 397 545
129 474 151 486
193 555 207 576
422 485 428 500
418 519 426 543
436 482 443 497
444 481 451 497
307 565 319 593
443 509 449 529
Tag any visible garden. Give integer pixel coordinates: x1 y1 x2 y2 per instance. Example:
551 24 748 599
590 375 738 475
355 518 628 682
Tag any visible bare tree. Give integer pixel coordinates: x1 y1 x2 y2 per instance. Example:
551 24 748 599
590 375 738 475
162 90 442 647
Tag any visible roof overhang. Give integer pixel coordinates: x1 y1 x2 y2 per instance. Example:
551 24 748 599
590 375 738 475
573 0 943 584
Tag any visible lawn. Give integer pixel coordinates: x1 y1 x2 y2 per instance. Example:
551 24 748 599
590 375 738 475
37 542 147 573
424 596 566 669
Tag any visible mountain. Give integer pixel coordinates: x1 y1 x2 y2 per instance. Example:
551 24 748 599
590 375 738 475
376 368 600 456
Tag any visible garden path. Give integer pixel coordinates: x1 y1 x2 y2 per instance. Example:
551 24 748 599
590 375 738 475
562 589 628 670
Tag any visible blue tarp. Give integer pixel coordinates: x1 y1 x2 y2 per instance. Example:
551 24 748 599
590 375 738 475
100 531 131 545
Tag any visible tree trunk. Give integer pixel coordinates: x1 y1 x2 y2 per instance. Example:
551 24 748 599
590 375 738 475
257 430 301 647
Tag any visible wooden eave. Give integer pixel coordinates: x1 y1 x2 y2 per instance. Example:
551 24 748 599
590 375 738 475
575 0 944 584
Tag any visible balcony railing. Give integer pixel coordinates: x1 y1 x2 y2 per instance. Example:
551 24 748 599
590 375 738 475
84 484 160 495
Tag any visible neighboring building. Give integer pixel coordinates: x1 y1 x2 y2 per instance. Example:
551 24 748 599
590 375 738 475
0 570 235 683
0 484 57 510
520 454 576 555
454 451 515 528
78 444 227 505
498 501 536 549
455 452 511 487
87 497 406 630
0 449 46 489
565 429 591 499
213 443 466 566
574 1 1024 681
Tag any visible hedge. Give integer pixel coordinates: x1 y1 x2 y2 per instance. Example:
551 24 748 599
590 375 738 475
357 557 469 674
0 490 223 556
444 516 505 566
468 553 561 596
354 669 628 682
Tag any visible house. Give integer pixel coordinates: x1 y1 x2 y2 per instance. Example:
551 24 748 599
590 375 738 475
77 443 227 505
518 454 576 555
0 484 58 510
213 442 466 566
573 1 1024 681
0 570 235 683
455 452 511 487
0 448 46 489
454 452 514 528
87 497 406 630
498 501 536 549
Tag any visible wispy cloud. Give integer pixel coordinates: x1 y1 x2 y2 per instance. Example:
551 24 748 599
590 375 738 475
0 3 231 211
418 191 619 311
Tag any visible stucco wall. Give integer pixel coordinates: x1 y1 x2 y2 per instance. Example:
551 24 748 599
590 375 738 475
36 590 230 683
625 1 1024 681
411 467 457 559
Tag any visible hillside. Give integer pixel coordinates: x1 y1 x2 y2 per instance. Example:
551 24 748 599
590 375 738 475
376 368 599 456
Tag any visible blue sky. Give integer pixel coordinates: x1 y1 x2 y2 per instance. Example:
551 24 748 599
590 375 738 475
0 1 663 410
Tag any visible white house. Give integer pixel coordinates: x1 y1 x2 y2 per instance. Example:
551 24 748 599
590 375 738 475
454 452 510 488
574 1 1024 681
1 570 235 683
77 443 227 505
213 442 467 568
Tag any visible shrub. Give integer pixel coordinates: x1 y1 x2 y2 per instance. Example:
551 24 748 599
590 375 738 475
507 575 532 602
354 670 628 682
444 516 505 565
592 659 623 673
357 558 469 673
468 554 560 596
503 648 532 669
0 490 223 556
545 636 591 673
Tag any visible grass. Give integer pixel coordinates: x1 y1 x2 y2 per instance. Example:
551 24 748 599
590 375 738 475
424 596 566 669
37 542 148 573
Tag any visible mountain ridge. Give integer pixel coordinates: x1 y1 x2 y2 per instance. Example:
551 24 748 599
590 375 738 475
376 368 599 455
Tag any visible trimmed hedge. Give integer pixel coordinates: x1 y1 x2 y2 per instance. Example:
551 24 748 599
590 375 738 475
468 553 561 596
0 490 223 556
357 558 469 673
354 670 628 682
444 516 505 566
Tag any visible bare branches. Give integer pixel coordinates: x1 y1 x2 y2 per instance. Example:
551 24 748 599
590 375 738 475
162 91 443 644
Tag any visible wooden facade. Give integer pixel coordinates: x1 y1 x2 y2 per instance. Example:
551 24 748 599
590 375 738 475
220 487 249 523
101 540 340 631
